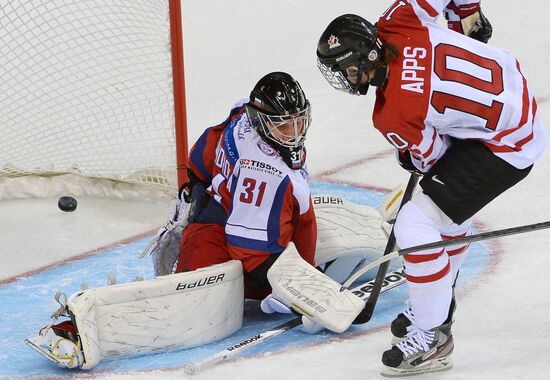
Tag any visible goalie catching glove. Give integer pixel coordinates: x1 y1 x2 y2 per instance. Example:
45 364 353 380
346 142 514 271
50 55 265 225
262 194 400 333
141 178 209 276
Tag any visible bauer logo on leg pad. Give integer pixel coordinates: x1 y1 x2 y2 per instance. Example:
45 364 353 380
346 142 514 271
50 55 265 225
175 274 225 290
313 195 344 205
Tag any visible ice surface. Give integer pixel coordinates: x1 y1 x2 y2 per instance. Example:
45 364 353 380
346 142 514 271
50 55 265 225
1 0 549 379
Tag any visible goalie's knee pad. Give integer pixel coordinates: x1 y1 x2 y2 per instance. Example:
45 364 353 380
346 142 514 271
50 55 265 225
313 193 403 283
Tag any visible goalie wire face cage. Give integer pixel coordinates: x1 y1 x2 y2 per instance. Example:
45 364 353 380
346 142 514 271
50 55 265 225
0 0 188 199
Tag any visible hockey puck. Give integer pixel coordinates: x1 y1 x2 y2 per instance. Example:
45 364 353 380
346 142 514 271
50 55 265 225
58 196 78 212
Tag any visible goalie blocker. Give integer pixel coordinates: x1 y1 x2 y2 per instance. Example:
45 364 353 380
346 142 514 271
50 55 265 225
262 191 409 334
267 242 365 333
26 261 244 369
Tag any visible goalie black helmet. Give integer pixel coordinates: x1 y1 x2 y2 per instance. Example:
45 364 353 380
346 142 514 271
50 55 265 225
317 14 385 95
246 72 311 169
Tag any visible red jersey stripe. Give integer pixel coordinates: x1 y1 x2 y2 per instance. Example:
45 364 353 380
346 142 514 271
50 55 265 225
416 0 439 17
447 244 470 256
494 61 530 142
403 248 445 263
405 260 451 283
441 231 468 240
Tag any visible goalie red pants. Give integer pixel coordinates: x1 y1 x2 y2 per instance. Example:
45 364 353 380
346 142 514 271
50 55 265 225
176 223 272 300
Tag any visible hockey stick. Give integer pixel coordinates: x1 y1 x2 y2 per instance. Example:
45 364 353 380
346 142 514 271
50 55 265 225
342 219 550 289
183 267 407 375
352 173 419 324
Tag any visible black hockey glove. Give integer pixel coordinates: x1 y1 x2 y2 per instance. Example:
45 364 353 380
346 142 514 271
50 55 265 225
396 150 423 175
468 9 492 43
445 4 492 44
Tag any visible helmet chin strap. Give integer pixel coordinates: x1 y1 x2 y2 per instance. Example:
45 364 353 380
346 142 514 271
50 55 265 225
369 65 388 87
351 62 388 95
352 61 370 95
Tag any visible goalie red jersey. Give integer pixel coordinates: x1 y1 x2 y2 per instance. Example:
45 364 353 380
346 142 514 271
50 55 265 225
188 105 246 185
373 0 547 171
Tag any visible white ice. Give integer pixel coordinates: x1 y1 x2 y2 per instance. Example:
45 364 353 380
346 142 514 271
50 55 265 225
1 0 549 379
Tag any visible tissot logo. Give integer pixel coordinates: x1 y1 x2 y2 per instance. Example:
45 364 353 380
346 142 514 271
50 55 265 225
239 159 284 177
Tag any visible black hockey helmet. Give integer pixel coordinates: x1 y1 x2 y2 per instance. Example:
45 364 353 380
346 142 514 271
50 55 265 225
246 72 311 169
317 14 385 95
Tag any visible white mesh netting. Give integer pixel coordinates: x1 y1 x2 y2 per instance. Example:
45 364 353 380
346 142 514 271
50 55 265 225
0 0 179 199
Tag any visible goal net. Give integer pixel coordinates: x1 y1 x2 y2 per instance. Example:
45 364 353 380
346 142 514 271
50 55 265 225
0 0 187 200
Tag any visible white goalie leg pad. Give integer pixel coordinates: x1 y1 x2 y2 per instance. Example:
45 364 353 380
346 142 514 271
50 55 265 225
68 260 243 369
314 194 388 264
267 243 364 333
313 194 399 283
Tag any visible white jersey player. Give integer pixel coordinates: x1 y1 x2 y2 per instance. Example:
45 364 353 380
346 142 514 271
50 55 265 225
317 0 547 376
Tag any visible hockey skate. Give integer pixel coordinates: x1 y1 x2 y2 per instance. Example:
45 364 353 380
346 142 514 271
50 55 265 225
25 320 84 369
24 292 84 369
381 324 454 377
390 297 456 345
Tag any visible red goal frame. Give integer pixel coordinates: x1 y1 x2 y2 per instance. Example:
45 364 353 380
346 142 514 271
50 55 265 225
169 0 189 188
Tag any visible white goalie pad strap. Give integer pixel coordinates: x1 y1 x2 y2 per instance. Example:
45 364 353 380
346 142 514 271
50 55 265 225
267 243 364 333
313 194 388 265
68 260 244 369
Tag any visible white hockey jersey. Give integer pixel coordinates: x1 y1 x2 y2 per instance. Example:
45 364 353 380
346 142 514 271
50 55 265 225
373 0 547 170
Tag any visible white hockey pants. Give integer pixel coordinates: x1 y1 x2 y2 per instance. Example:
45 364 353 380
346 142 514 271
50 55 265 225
394 191 471 330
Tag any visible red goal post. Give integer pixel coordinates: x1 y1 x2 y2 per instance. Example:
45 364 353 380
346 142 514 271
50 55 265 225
169 0 189 189
0 0 188 199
